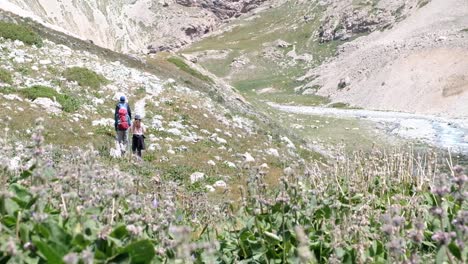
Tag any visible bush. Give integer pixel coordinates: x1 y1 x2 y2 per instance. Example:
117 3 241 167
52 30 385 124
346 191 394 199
0 68 13 84
63 67 109 89
19 85 81 112
0 21 43 47
167 57 214 83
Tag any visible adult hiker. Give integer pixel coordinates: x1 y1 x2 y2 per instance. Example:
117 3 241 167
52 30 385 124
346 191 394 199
131 114 146 158
115 95 132 154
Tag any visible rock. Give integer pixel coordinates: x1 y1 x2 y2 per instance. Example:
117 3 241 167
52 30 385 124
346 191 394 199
242 152 255 163
213 180 227 189
207 160 216 166
39 59 52 65
281 137 296 150
148 144 161 151
14 57 25 64
205 185 216 192
190 172 205 184
167 128 182 136
167 149 176 155
3 94 23 101
92 118 114 127
338 76 351 89
274 39 292 48
13 40 24 47
283 167 295 177
224 161 237 168
33 97 62 114
266 148 280 157
216 137 227 144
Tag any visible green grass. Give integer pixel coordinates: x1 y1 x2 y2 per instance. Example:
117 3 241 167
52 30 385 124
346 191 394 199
0 21 43 47
19 85 81 113
184 1 340 94
0 68 12 84
63 67 109 89
167 57 213 83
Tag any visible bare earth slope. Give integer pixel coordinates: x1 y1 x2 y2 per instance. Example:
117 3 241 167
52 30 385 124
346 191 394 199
0 0 267 53
302 0 468 118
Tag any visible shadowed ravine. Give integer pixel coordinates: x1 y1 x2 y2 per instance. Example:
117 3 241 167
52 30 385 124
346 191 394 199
269 103 468 154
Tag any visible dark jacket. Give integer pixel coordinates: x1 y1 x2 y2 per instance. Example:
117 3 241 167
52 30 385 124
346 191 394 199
115 102 132 130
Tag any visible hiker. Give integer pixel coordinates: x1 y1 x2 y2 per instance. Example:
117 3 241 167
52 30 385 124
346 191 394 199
131 114 146 158
115 96 132 154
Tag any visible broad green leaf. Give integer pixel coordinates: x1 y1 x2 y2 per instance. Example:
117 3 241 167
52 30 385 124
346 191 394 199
33 239 65 264
436 246 446 264
448 242 462 260
120 239 155 264
110 225 129 239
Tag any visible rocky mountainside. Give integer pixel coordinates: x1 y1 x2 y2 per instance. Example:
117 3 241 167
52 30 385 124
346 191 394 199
303 0 468 117
1 0 268 53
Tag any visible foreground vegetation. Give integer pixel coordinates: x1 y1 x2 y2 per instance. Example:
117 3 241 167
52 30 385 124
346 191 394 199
0 120 466 263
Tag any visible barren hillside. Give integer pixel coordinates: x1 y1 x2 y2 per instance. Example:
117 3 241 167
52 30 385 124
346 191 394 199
1 0 268 53
303 0 468 117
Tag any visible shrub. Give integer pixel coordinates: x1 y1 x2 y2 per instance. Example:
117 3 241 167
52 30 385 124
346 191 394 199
167 57 214 83
63 67 109 89
0 21 43 47
19 85 81 112
0 68 13 84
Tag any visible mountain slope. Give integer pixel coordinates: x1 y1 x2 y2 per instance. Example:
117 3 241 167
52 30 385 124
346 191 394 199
1 0 268 53
303 0 468 117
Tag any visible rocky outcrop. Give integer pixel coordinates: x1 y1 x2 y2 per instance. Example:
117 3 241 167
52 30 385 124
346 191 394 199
1 0 269 54
318 0 427 42
175 0 268 19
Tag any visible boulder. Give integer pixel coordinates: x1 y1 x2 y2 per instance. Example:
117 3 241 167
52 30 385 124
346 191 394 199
33 97 62 114
190 172 205 183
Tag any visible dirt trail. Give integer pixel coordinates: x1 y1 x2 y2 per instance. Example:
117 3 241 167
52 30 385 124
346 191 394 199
269 103 468 154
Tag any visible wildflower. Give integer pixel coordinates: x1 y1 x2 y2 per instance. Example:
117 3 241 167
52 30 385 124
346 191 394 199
126 224 143 236
31 212 48 222
453 165 464 175
381 224 395 236
63 252 79 264
23 242 34 251
452 211 468 235
453 173 467 187
387 238 405 255
5 238 17 256
392 216 405 227
431 186 450 197
408 229 423 244
81 248 94 264
152 198 159 208
430 207 445 218
431 231 456 245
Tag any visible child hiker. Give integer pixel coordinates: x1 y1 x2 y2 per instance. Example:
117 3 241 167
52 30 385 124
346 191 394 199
131 114 146 158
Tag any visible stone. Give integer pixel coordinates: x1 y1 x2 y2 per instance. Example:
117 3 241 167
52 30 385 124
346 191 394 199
213 180 227 189
33 97 62 114
190 172 205 183
338 76 351 89
167 128 182 136
92 118 114 127
266 148 280 157
39 59 52 65
205 185 216 192
224 161 237 168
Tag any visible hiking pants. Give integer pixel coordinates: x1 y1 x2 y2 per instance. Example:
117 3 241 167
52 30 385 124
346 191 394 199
132 135 145 157
116 130 128 151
